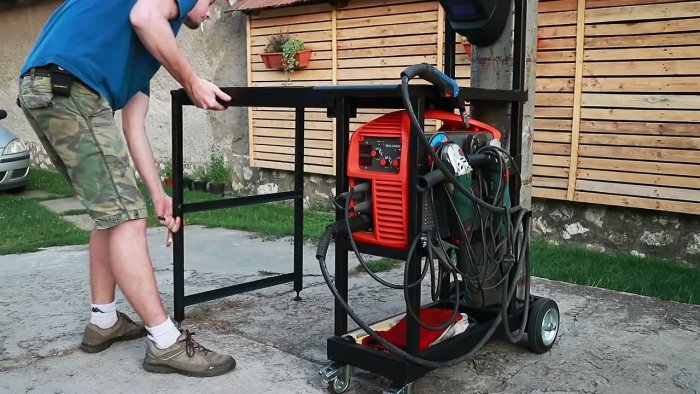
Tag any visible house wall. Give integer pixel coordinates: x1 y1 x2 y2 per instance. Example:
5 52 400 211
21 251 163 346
0 0 249 172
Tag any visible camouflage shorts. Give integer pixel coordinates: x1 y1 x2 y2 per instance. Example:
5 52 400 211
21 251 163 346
18 73 147 229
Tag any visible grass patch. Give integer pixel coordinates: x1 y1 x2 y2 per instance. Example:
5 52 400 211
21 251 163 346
0 194 89 254
4 169 699 306
140 184 334 242
530 239 699 305
25 168 74 198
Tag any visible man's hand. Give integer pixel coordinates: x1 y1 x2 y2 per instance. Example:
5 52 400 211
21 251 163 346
154 194 181 247
185 77 231 110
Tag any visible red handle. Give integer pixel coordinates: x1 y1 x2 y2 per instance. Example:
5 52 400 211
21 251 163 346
424 109 502 141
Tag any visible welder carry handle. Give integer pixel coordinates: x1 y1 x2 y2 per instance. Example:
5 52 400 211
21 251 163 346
416 153 491 193
425 109 503 141
401 63 460 98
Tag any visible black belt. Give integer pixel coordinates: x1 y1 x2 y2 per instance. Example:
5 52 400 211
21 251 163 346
21 64 67 79
21 64 99 98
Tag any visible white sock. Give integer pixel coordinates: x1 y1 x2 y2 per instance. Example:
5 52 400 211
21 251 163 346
90 301 118 329
146 318 181 349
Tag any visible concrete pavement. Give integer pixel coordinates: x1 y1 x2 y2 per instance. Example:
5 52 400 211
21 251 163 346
0 225 698 393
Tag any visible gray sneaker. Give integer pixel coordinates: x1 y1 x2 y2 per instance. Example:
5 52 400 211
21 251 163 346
142 330 236 377
80 311 147 353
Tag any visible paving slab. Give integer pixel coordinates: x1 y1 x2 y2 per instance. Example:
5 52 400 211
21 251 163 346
0 226 697 393
38 197 84 214
61 214 94 231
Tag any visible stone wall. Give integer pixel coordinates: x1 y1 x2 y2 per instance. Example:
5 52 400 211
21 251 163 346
532 198 700 267
0 0 249 172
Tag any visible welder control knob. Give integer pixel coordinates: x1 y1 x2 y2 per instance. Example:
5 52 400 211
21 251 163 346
371 150 378 157
379 158 388 166
391 159 399 167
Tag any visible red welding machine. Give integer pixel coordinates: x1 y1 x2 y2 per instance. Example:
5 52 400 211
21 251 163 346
346 109 501 249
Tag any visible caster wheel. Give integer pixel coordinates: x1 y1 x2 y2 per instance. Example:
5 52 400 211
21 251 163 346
527 298 559 354
326 365 352 394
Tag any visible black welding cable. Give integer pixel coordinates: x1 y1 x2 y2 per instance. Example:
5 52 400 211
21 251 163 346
400 76 518 215
403 238 462 332
317 250 504 369
499 211 531 343
316 212 531 369
343 189 430 290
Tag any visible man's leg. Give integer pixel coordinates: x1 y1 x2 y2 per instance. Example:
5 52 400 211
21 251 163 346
90 227 116 305
104 218 167 327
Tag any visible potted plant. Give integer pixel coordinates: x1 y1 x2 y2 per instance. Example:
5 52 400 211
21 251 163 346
207 151 229 196
260 32 312 73
162 162 173 187
458 34 472 57
192 165 209 192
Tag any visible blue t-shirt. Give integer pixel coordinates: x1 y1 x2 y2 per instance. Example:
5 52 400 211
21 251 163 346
21 0 196 110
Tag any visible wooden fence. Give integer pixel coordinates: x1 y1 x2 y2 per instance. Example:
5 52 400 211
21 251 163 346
535 0 700 214
245 0 700 215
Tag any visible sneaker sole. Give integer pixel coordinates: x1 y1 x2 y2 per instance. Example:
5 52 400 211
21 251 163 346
142 358 236 377
79 329 147 353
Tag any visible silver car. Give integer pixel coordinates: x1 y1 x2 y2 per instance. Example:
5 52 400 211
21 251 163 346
0 109 30 191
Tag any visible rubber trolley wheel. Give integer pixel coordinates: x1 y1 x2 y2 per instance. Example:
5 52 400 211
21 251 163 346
526 298 559 354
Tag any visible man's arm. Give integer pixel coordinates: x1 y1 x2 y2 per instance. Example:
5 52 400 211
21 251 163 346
129 0 230 109
122 92 180 236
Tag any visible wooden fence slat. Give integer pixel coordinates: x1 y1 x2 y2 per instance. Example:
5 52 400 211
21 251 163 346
585 32 700 49
578 157 700 177
534 165 570 177
534 187 569 199
584 46 700 61
579 134 700 150
337 22 437 40
534 131 573 143
586 17 700 37
250 12 330 29
535 107 575 118
338 54 437 68
586 0 686 9
537 51 577 63
337 34 437 49
578 145 700 163
537 62 577 77
534 154 572 167
582 93 700 110
579 120 700 136
535 119 574 131
336 10 438 28
540 0 577 12
536 77 575 92
252 159 334 175
582 76 700 93
534 176 569 189
534 142 572 155
577 169 700 189
538 10 577 26
251 3 333 19
252 20 332 36
576 179 700 203
253 136 334 149
574 191 700 215
583 60 700 77
537 37 577 50
586 2 700 24
581 108 700 123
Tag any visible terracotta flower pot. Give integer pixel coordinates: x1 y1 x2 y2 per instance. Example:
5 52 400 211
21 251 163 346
461 42 472 57
260 49 313 70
